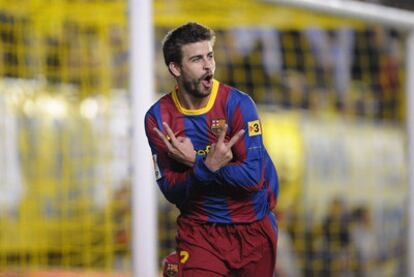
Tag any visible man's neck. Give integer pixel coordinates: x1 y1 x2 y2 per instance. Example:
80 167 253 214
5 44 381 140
176 88 210 110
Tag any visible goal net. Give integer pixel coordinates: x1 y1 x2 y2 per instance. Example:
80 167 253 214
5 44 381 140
155 1 409 276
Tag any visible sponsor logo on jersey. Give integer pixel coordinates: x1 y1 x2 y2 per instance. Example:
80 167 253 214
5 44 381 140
248 120 262 136
195 145 211 155
152 154 162 180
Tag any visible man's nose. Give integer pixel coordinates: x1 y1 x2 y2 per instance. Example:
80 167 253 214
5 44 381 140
203 58 212 70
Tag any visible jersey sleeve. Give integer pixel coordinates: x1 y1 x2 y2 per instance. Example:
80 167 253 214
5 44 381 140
144 110 216 206
214 93 265 192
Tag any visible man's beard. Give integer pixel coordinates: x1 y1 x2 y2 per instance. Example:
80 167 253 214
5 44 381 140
182 75 211 99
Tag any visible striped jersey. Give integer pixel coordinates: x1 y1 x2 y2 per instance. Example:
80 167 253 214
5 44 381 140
144 80 279 224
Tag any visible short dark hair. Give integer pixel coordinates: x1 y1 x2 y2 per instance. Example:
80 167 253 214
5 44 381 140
162 22 216 66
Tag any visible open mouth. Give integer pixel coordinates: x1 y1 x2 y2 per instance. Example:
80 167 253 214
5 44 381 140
201 74 213 88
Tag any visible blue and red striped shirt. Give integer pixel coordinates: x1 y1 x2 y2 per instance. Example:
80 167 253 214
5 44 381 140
145 80 278 224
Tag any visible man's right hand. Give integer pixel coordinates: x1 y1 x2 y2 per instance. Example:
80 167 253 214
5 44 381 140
153 122 196 167
204 125 245 172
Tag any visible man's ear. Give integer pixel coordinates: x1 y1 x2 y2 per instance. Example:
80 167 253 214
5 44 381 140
168 62 181 77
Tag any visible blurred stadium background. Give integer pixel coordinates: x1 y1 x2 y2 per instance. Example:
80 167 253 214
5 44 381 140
0 0 411 276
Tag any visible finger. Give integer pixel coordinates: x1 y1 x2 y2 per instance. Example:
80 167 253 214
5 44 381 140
153 127 173 149
163 122 179 145
217 124 228 144
227 129 245 148
209 143 216 152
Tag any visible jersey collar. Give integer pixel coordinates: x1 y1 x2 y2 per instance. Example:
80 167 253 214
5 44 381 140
172 79 219 115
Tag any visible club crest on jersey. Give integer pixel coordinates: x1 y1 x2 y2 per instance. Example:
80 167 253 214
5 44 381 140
164 263 179 277
211 119 226 135
248 120 262 136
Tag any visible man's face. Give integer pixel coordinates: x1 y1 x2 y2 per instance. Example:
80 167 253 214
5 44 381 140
174 40 215 98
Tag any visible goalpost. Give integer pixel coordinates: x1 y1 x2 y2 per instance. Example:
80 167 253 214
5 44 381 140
267 0 414 274
130 0 157 277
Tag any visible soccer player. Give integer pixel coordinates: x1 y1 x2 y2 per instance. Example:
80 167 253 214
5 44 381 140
144 22 279 276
